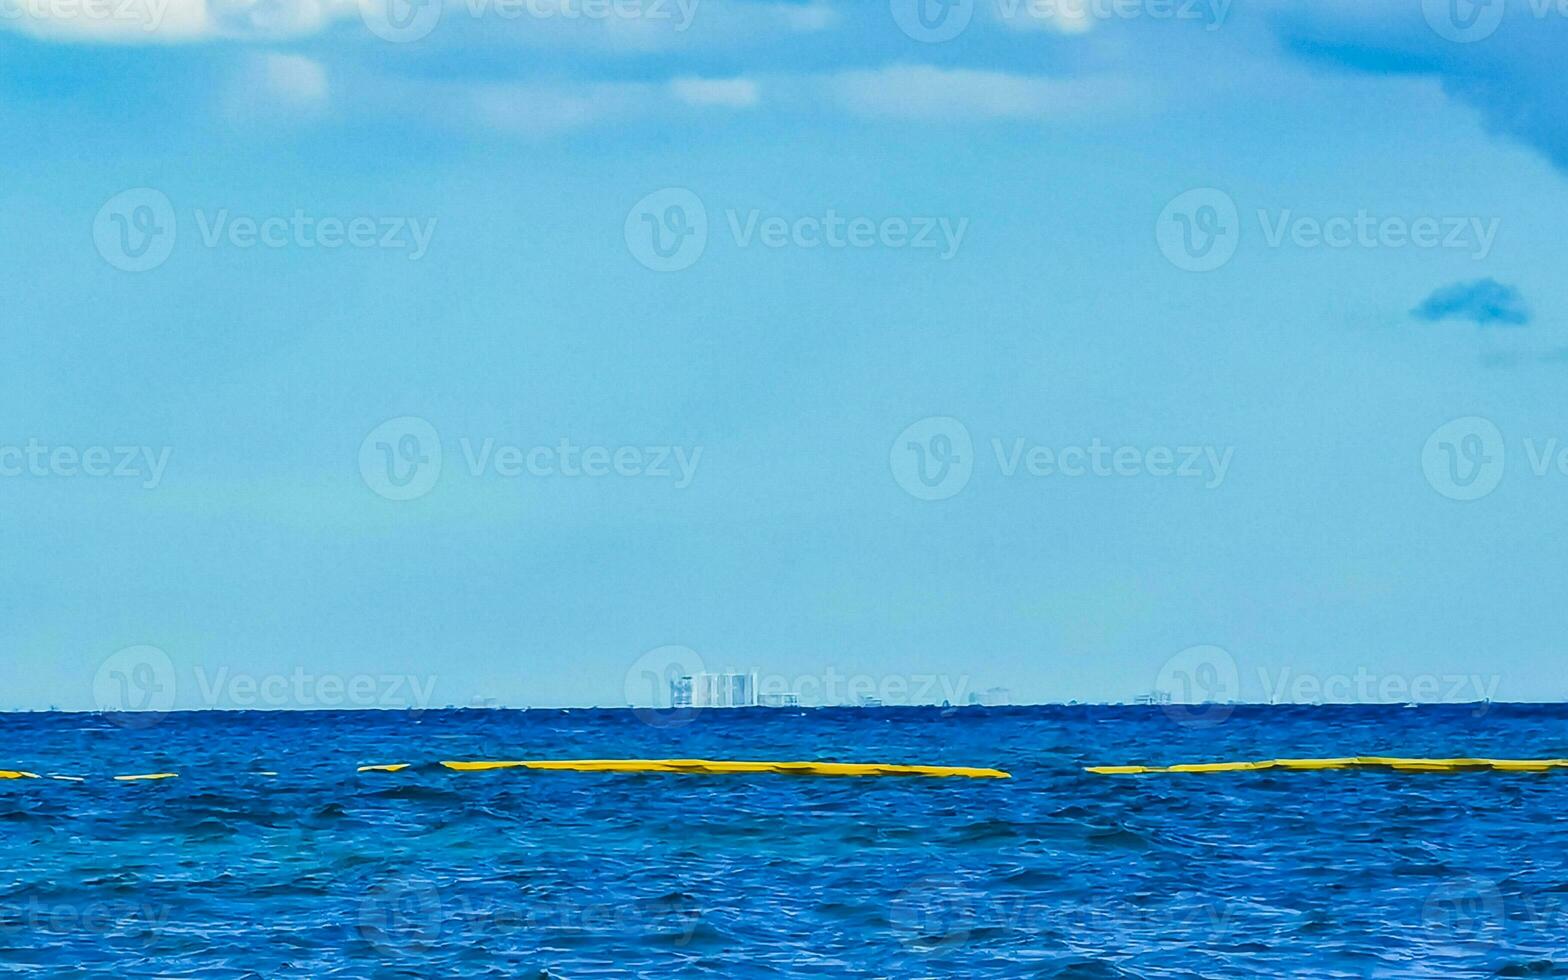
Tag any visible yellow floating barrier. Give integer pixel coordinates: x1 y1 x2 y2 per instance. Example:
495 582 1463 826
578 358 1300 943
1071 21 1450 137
113 773 178 782
431 758 1010 779
1087 757 1568 775
0 770 39 780
357 763 411 773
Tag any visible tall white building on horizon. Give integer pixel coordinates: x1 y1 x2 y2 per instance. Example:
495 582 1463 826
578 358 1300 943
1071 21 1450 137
670 672 758 708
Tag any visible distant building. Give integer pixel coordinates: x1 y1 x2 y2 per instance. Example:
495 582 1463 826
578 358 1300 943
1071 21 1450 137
758 693 800 708
967 687 1013 707
858 696 885 708
1134 692 1173 706
670 672 758 708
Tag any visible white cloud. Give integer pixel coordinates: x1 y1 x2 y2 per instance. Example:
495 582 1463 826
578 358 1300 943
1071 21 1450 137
826 65 1130 121
453 79 659 136
991 0 1096 34
222 52 331 127
0 0 360 43
0 0 828 45
668 76 759 109
0 0 209 43
259 52 330 105
209 0 348 38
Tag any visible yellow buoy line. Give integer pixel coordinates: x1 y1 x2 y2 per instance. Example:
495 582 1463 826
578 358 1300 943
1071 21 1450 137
1085 756 1568 774
372 759 1011 779
16 756 1568 781
0 759 1010 783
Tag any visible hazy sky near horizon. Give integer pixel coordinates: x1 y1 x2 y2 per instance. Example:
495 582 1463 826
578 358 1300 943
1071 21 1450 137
3 0 1568 712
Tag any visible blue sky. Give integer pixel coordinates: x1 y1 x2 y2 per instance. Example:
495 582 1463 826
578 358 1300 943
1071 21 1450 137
4 0 1568 711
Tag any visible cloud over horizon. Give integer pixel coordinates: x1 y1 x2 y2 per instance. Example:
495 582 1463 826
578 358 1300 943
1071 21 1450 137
1412 278 1531 327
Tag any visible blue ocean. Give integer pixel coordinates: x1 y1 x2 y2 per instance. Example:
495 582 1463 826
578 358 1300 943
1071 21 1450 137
2 704 1565 977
